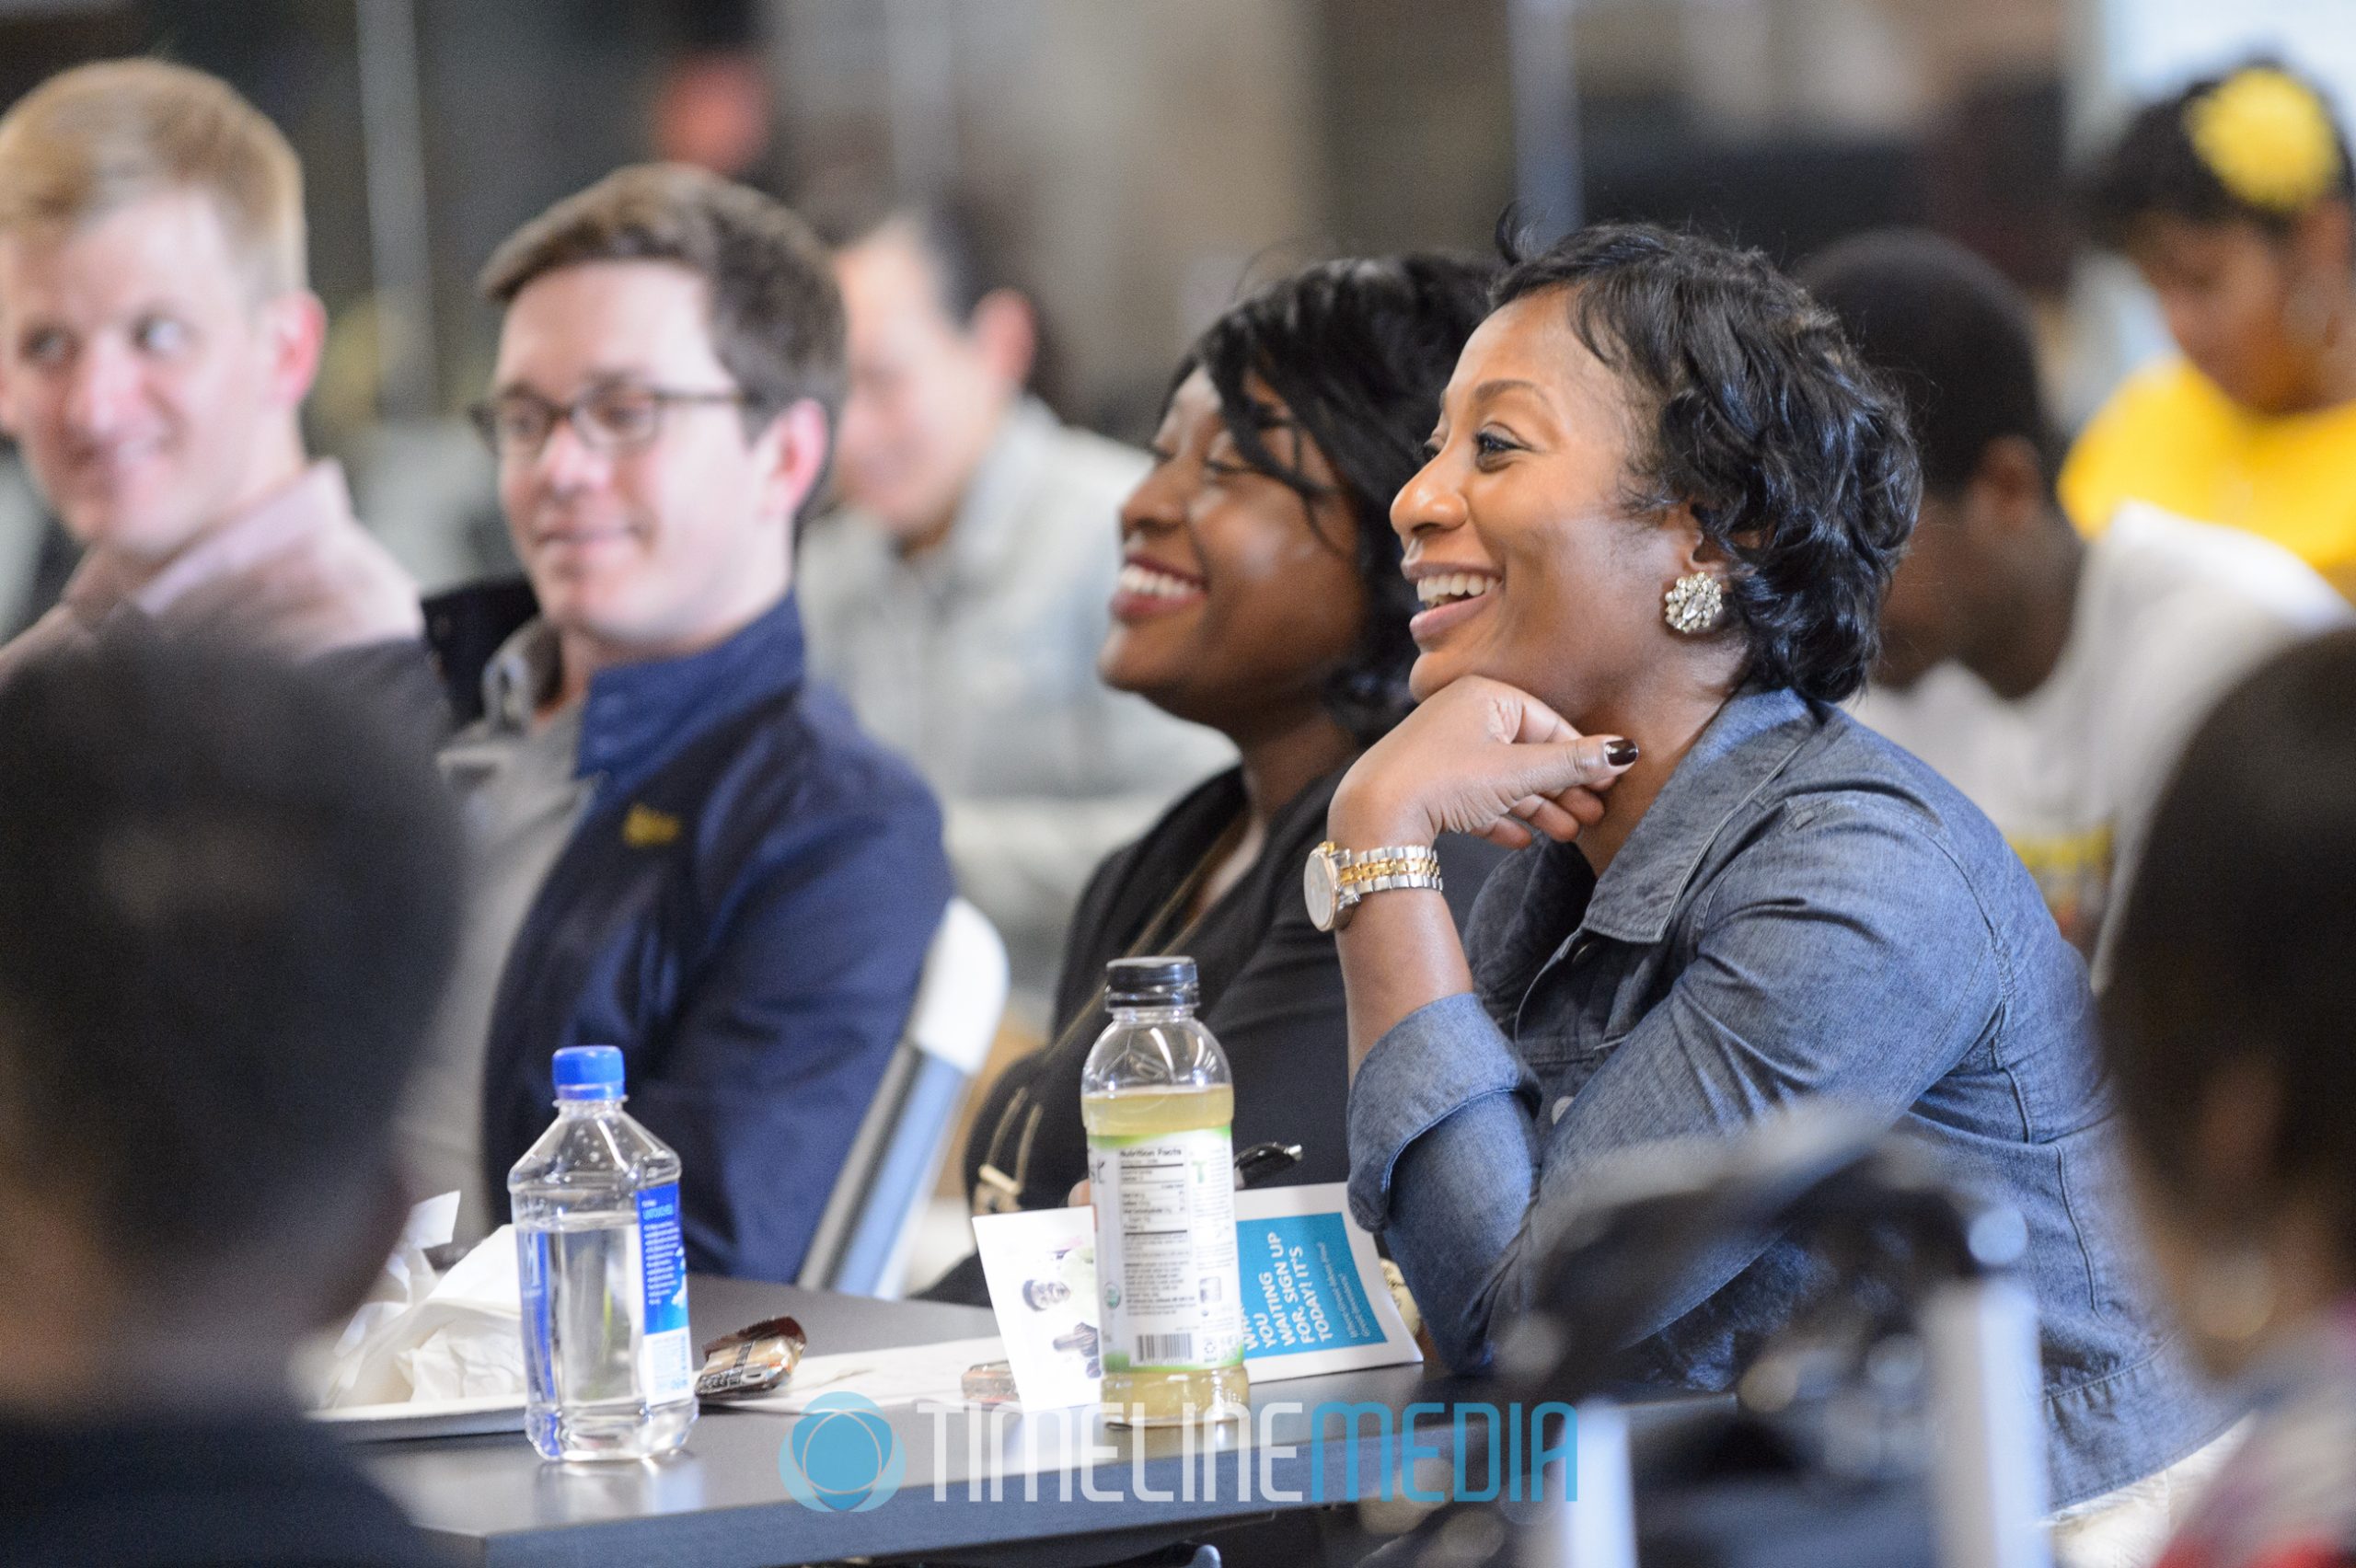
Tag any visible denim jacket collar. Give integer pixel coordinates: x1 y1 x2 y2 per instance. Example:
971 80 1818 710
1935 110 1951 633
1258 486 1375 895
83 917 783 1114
1579 686 1819 944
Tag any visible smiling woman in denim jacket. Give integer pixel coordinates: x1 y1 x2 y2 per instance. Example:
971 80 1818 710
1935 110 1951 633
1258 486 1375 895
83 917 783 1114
1324 223 2231 1516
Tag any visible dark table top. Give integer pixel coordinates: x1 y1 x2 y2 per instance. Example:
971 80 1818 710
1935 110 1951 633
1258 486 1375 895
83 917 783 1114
361 1274 1530 1568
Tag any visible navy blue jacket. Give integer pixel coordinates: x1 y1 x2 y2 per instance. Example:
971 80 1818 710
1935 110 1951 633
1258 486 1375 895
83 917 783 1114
438 587 953 1281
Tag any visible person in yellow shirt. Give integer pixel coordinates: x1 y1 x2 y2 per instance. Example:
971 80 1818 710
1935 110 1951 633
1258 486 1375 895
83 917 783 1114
2066 62 2356 600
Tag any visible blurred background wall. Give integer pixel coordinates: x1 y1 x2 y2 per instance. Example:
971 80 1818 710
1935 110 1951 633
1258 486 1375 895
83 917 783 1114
0 0 2350 624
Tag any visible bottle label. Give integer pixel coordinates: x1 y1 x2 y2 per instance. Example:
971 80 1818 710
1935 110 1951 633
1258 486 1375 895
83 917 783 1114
516 1227 555 1398
1088 1125 1244 1372
636 1182 694 1402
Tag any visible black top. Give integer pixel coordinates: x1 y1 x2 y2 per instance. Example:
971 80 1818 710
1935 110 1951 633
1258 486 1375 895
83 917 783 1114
421 576 538 726
924 765 1505 1303
0 1408 443 1567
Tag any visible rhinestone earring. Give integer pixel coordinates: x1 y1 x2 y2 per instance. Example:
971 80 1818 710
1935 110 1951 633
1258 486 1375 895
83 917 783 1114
1663 572 1727 635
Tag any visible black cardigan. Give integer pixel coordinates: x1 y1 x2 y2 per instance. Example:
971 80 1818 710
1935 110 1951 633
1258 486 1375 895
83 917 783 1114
922 765 1504 1303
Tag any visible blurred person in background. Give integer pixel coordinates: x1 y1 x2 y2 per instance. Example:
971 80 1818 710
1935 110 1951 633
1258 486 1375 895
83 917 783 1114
1331 224 2228 1534
0 637 460 1567
2103 629 2356 1568
407 166 951 1281
921 254 1505 1304
1813 230 2348 969
2069 62 2356 601
801 192 1231 1020
0 60 430 713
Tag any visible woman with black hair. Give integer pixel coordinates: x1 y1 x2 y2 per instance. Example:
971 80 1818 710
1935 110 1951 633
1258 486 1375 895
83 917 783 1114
924 255 1503 1301
2065 62 2356 599
1328 223 2225 1517
2104 629 2356 1568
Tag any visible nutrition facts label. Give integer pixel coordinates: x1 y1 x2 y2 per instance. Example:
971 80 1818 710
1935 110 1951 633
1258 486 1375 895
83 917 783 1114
1090 1127 1243 1370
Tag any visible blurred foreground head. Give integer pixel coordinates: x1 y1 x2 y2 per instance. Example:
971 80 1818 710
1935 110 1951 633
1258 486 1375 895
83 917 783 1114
2104 628 2356 1376
0 637 461 1410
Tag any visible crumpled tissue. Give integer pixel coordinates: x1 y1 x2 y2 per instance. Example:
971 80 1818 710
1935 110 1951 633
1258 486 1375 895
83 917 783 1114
310 1193 526 1409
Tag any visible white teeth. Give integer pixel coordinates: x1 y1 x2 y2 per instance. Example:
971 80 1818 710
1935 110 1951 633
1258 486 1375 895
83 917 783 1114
1119 563 1202 600
1416 572 1496 607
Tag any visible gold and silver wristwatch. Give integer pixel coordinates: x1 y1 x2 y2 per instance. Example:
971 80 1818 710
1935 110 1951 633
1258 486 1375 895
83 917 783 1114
1303 840 1444 933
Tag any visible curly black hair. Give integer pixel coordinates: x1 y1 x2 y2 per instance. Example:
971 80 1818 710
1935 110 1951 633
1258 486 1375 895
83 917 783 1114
2084 61 2355 248
1493 220 1919 705
1178 253 1496 742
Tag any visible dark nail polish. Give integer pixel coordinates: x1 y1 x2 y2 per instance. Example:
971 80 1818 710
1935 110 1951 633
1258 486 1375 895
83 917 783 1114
1605 739 1640 767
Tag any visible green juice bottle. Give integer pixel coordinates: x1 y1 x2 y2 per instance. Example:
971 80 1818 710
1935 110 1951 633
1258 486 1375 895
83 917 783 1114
1081 956 1249 1426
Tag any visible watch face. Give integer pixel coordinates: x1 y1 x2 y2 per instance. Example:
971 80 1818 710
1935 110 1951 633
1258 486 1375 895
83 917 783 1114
1304 848 1339 932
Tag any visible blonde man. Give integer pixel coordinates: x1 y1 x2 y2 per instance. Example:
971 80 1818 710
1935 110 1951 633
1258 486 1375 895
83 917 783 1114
0 59 428 709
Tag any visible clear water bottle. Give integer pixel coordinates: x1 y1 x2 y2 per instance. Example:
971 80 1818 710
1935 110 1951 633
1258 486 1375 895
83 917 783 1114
1081 956 1249 1425
509 1045 697 1460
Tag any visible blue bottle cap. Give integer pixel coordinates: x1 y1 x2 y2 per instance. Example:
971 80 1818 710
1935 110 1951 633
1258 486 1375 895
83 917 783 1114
552 1044 625 1100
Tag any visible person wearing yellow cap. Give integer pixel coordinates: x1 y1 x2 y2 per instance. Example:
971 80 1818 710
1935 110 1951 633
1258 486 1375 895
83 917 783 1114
2067 62 2356 600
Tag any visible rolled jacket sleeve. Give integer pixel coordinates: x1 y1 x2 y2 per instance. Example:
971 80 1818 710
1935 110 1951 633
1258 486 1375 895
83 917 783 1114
1351 800 2003 1373
1345 991 1534 1233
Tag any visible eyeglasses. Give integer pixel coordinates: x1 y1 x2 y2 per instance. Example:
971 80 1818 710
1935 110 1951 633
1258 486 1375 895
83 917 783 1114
467 384 752 458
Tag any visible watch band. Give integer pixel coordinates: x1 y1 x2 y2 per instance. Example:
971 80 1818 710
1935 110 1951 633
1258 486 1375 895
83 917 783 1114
1306 840 1445 932
1331 844 1443 922
1334 846 1443 891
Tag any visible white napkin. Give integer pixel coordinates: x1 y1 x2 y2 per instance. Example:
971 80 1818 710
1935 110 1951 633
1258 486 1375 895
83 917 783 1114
313 1206 526 1410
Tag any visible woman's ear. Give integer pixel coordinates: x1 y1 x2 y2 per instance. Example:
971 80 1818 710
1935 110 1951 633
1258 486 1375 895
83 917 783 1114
1659 504 1742 640
1667 503 1750 578
1664 503 1718 574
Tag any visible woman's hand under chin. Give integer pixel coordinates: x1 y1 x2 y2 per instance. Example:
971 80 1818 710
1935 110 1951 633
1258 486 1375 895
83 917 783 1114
1329 675 1638 851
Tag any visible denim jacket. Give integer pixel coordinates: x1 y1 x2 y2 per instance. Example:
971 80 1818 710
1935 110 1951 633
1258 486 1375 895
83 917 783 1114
1346 688 2228 1507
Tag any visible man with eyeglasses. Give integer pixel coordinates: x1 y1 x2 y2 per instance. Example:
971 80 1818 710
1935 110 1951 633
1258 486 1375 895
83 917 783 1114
404 165 952 1281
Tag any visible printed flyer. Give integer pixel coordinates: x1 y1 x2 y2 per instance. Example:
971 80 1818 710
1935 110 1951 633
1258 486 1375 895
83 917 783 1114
972 1182 1420 1409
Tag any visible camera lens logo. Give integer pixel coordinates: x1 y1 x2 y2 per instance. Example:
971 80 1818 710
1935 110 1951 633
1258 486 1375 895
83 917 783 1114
778 1391 904 1513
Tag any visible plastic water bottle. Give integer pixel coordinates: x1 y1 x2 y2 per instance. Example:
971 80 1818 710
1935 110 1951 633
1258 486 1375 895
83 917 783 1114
509 1045 697 1460
1081 956 1249 1425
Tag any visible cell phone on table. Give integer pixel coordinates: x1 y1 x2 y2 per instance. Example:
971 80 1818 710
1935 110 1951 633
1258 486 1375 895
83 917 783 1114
1232 1141 1303 1189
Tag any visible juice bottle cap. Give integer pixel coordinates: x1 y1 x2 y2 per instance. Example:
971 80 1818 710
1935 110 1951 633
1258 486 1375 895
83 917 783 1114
1106 956 1198 1010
